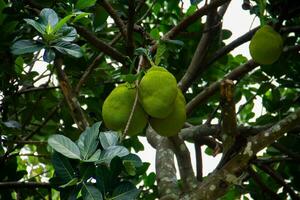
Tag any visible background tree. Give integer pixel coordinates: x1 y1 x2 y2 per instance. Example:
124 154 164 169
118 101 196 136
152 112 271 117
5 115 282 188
1 0 300 199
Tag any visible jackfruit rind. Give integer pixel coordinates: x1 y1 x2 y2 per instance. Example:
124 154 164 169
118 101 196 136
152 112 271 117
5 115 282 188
249 25 283 65
139 66 178 118
149 89 186 137
102 83 148 136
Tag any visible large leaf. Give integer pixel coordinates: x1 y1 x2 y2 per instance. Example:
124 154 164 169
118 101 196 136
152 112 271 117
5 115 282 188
53 14 74 33
40 8 59 27
43 48 56 62
48 134 81 160
52 152 76 183
99 131 119 149
76 0 97 10
82 183 103 200
52 41 83 58
11 40 44 55
96 146 129 164
112 182 140 200
57 26 77 42
24 18 46 34
78 122 101 160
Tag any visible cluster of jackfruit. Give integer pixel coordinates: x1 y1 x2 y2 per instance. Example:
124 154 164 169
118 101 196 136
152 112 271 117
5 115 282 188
102 66 186 137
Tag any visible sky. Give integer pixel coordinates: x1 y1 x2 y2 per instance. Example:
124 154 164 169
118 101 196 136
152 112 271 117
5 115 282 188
137 0 260 176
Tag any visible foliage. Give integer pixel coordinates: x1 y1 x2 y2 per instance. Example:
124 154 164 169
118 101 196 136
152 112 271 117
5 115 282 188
0 0 299 199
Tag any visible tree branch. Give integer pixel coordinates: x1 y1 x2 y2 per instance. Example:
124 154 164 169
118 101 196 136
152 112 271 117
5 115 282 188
127 0 135 57
54 57 89 131
182 108 300 199
256 163 300 199
101 0 127 39
195 140 203 181
169 136 198 192
75 33 121 93
248 166 281 200
179 0 221 92
186 59 258 115
75 25 127 65
162 0 231 41
0 182 50 189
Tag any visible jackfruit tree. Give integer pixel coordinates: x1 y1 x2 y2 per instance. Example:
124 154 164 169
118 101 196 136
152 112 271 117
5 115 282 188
1 0 300 199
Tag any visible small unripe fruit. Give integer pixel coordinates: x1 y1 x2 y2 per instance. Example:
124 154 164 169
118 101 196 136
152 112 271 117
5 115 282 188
139 66 178 119
249 25 283 65
102 83 148 136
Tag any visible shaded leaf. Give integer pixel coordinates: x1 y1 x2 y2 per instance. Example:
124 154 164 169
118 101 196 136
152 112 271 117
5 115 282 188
43 48 56 62
24 18 46 34
99 131 119 149
52 41 83 58
82 183 103 200
48 134 81 160
96 146 129 164
76 0 97 10
11 40 44 55
52 152 76 183
59 177 78 188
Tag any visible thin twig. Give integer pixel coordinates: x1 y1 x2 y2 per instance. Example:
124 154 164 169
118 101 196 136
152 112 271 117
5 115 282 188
101 0 127 39
75 25 128 64
123 56 144 136
127 0 135 57
75 33 121 93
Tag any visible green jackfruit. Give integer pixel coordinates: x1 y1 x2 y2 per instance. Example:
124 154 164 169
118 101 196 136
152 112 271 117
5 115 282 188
249 25 283 65
138 66 178 118
102 83 148 136
149 89 186 137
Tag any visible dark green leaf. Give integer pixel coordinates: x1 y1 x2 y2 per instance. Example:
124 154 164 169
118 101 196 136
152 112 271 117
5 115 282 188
122 154 142 167
52 152 76 183
76 0 97 10
82 183 103 200
123 160 136 176
43 48 56 62
11 40 44 55
96 146 129 164
112 182 139 200
78 122 101 160
82 149 101 162
24 18 46 34
155 43 166 65
14 57 24 74
99 131 119 149
59 177 78 188
144 172 156 187
52 42 83 58
57 26 77 42
48 134 81 160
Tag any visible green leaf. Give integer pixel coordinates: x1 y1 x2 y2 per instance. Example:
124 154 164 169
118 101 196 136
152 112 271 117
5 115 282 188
82 183 103 200
76 0 97 10
57 26 77 42
53 14 74 33
73 12 90 23
112 182 139 200
24 18 46 34
14 56 24 74
48 134 81 160
43 48 56 62
96 146 129 164
144 172 156 187
11 40 44 55
82 149 101 162
78 122 101 160
155 43 166 65
150 28 160 40
52 42 83 58
99 131 119 149
123 160 136 176
52 152 76 183
40 8 59 27
122 154 142 167
59 177 78 188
